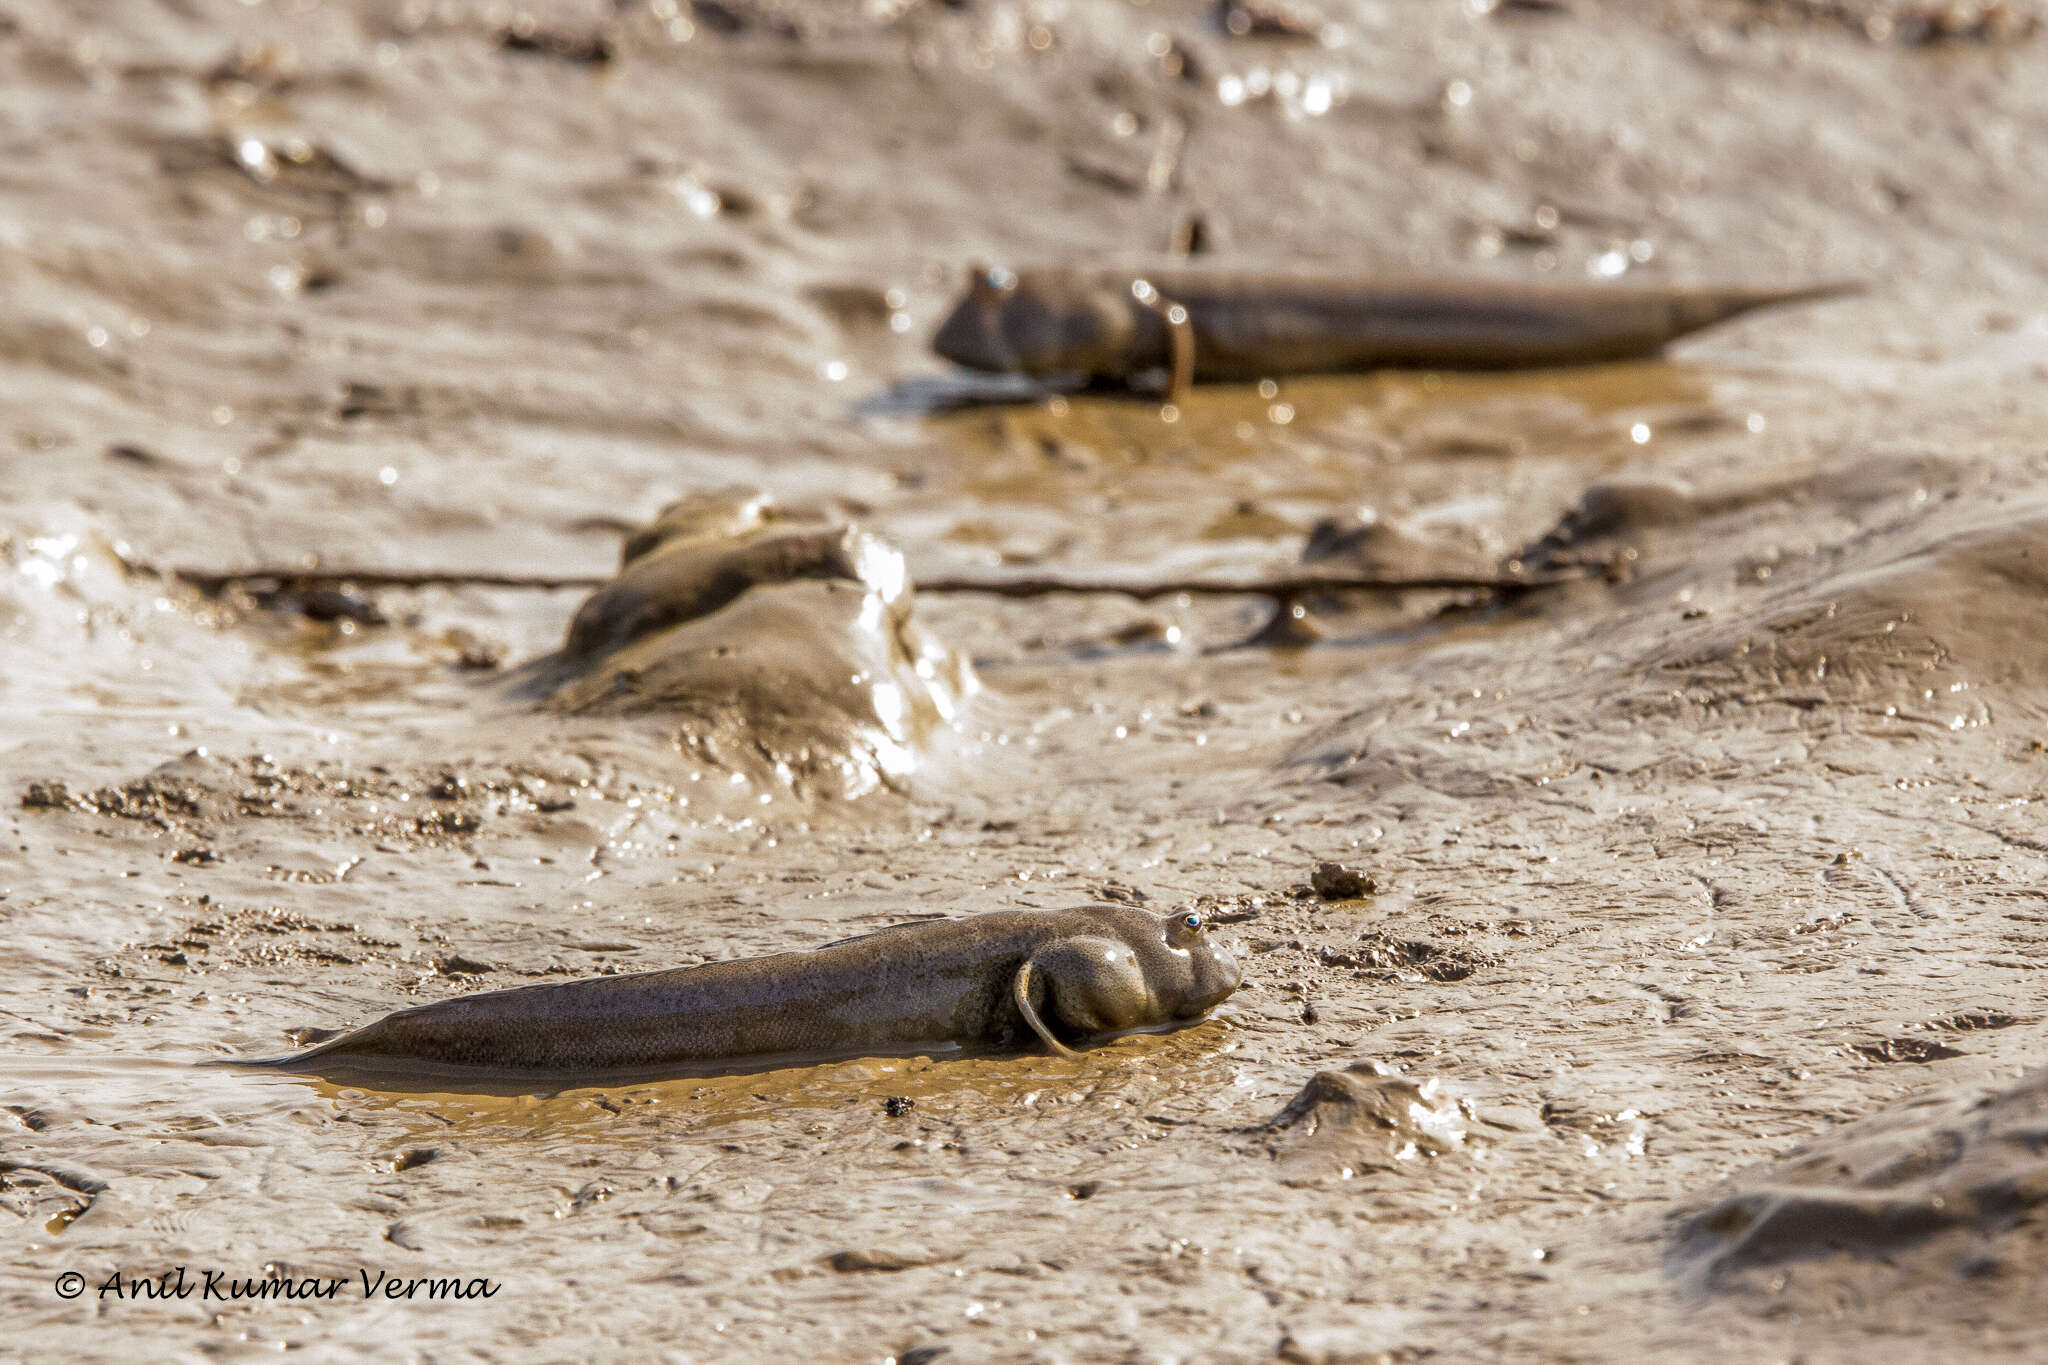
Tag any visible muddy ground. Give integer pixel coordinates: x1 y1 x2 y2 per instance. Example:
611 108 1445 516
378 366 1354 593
6 0 2048 1360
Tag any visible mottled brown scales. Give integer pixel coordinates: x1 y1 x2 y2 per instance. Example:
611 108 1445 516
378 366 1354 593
253 905 1241 1074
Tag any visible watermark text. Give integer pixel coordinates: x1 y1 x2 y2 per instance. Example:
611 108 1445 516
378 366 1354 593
54 1266 500 1303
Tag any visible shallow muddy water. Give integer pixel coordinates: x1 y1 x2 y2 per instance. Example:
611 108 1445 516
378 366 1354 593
7 1 2048 1361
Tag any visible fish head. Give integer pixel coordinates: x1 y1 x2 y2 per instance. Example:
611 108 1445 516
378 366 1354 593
1158 908 1244 1017
932 266 1137 378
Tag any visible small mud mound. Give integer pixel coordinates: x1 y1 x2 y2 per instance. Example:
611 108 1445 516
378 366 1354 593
1303 507 1502 580
1515 454 1956 577
1648 493 2048 715
1516 477 1756 579
1254 1062 1470 1183
511 489 976 798
1672 1065 2048 1292
0 1159 104 1237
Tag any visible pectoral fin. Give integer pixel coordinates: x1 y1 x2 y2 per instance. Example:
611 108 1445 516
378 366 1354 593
1135 291 1196 403
1011 957 1079 1058
1163 301 1194 403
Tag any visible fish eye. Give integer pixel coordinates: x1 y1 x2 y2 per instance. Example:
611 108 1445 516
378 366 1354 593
1182 913 1203 931
985 266 1017 293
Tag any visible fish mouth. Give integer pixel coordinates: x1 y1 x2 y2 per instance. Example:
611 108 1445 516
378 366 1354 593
1187 945 1244 1014
932 298 1016 373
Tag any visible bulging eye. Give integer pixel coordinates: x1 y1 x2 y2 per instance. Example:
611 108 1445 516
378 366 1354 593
1182 913 1202 931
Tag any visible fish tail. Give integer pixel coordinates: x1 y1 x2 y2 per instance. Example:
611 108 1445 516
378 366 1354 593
1669 280 1864 335
206 1053 306 1070
214 1023 382 1072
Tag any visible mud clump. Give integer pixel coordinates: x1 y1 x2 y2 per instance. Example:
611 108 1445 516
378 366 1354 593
1257 1062 1469 1182
497 24 614 66
513 489 975 798
1849 1035 1966 1064
1345 932 1492 982
1309 861 1378 900
18 776 208 828
19 781 71 810
1672 1065 2048 1292
1303 509 1500 580
1516 478 1714 577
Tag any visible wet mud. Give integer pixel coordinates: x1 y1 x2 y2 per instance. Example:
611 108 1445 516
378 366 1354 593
1671 1063 2048 1358
7 0 2048 1361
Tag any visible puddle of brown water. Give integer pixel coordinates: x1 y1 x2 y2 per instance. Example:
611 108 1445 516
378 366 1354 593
264 1018 1244 1139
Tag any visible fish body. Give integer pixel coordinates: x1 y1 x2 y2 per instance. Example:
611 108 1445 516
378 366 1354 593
248 905 1242 1073
932 266 1859 391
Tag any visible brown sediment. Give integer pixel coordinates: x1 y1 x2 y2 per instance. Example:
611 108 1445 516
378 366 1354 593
7 0 2048 1360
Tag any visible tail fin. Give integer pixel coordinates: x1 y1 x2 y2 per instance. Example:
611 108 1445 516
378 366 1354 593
1669 281 1864 337
205 1048 325 1072
209 1026 359 1072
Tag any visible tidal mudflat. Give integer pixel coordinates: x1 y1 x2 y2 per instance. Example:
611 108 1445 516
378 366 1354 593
6 1 2048 1360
